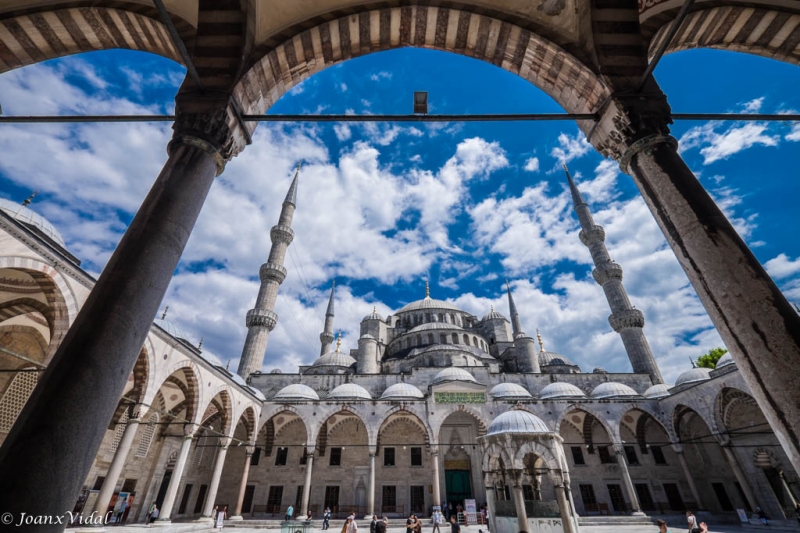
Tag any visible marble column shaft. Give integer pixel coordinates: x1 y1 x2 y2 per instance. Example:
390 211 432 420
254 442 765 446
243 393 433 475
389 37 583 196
201 439 231 518
367 453 376 516
512 481 528 533
431 452 441 508
555 485 575 533
722 446 759 511
301 453 314 515
614 447 641 513
231 449 254 519
484 486 497 533
160 430 195 521
676 450 704 509
93 414 142 516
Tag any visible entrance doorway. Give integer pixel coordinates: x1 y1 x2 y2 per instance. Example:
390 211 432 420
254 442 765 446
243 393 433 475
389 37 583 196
445 470 472 508
607 484 626 513
663 483 685 511
155 470 172 508
242 485 255 515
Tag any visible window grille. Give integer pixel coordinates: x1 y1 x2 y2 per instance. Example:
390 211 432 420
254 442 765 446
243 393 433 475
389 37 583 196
135 413 159 458
110 409 130 453
0 369 38 431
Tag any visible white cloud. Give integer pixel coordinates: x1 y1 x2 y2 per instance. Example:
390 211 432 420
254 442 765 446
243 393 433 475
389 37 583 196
523 157 540 172
369 71 392 81
765 253 800 279
334 124 352 141
339 83 348 92
549 131 591 166
679 122 780 165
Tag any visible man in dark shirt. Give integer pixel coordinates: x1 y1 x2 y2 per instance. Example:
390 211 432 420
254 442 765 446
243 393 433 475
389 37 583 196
375 519 387 533
370 515 378 533
450 516 460 533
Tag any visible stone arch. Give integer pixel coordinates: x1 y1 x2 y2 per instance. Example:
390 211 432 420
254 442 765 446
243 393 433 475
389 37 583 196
555 405 618 447
234 404 259 444
314 405 376 447
258 407 313 457
234 6 608 131
0 6 183 75
714 386 765 436
432 405 488 442
109 346 151 425
620 407 674 456
512 440 561 472
200 386 234 436
481 441 513 472
672 403 722 443
649 6 800 67
151 361 201 425
377 407 432 451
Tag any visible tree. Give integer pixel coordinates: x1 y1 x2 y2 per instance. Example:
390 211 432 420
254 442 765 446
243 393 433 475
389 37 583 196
696 347 728 369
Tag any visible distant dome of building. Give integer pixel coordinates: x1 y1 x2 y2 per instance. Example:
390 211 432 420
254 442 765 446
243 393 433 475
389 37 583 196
270 369 283 374
539 351 576 367
247 386 266 401
716 353 734 368
154 318 191 342
198 350 223 367
592 367 608 374
380 383 425 400
396 296 463 314
360 334 376 340
230 373 248 388
591 382 640 399
328 383 372 401
675 367 712 386
0 197 65 248
312 351 357 369
409 322 462 333
482 306 506 321
274 384 319 401
487 410 550 435
363 307 384 321
489 383 532 400
643 383 671 399
539 382 586 400
432 367 478 385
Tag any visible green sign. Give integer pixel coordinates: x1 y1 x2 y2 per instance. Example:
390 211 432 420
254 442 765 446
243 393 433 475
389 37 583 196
434 392 486 404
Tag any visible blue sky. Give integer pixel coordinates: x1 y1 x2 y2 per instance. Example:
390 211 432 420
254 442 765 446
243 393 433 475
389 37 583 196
1 47 799 381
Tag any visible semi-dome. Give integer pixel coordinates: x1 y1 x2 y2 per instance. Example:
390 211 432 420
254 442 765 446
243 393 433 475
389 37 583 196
643 383 671 399
591 382 640 399
396 296 463 314
328 383 372 401
154 318 191 342
274 384 320 401
675 367 712 386
432 367 478 385
312 351 357 368
482 306 506 321
0 197 65 247
539 351 576 367
380 383 425 400
489 383 533 400
487 410 550 435
539 382 586 400
716 353 734 368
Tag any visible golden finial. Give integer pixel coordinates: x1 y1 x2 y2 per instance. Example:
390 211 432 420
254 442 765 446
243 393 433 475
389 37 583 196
372 305 377 314
296 161 302 171
161 306 169 320
335 331 342 352
490 305 494 312
22 191 38 207
537 329 545 353
425 280 430 299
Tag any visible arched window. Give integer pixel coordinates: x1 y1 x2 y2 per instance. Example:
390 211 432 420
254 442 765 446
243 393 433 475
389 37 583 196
135 413 160 458
450 314 456 325
463 334 470 346
110 409 130 454
416 334 422 346
424 313 431 323
438 313 444 322
473 336 479 349
427 334 434 344
440 334 447 344
452 333 459 344
0 368 38 432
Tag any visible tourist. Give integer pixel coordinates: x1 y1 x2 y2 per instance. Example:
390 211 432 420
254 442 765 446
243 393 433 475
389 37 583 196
213 506 219 521
148 504 159 524
686 510 699 533
323 508 331 530
450 515 460 533
370 515 379 533
382 516 389 527
756 507 768 526
414 515 422 533
795 502 800 525
699 523 709 533
286 505 294 522
376 517 387 533
305 510 313 522
407 514 414 533
656 519 671 533
344 516 358 533
447 503 453 521
432 509 443 533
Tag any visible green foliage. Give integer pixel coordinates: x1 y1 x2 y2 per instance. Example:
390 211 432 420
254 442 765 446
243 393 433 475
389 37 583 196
696 347 728 369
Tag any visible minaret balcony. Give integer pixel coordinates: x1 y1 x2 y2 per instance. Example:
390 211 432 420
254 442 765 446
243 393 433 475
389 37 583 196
608 309 645 332
270 224 295 244
579 225 605 246
246 308 278 331
259 262 287 283
592 262 624 285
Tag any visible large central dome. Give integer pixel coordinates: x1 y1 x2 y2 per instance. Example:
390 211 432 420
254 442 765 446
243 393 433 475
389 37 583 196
396 296 464 314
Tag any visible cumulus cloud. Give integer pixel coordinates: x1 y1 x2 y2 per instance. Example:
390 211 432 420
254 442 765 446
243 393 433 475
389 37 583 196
523 157 540 172
765 254 800 279
679 122 780 165
549 131 592 166
369 71 392 81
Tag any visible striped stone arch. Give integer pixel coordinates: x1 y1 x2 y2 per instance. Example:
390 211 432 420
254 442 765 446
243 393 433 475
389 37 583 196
0 6 181 75
554 404 620 446
648 6 800 66
235 6 609 128
432 404 488 443
109 346 150 425
480 441 513 472
672 403 722 444
314 405 376 447
619 406 675 455
258 406 313 449
201 385 234 436
0 256 78 363
377 407 433 451
153 360 201 424
512 439 561 473
233 404 259 443
714 386 762 434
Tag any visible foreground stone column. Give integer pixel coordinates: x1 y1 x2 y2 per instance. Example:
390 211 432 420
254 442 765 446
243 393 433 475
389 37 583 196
555 484 575 533
510 472 528 533
300 451 314 515
484 484 496 532
613 446 642 514
92 409 142 518
367 452 376 516
674 447 704 509
431 451 441 508
199 438 231 521
230 447 255 520
158 425 196 523
0 102 245 531
722 445 759 511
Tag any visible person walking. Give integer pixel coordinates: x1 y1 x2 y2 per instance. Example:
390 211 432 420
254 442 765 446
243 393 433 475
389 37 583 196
656 519 672 533
432 510 443 533
286 505 294 522
344 516 358 533
376 517 387 533
756 507 769 526
215 506 226 530
406 514 414 533
450 515 460 533
686 510 699 533
370 515 379 533
323 508 331 530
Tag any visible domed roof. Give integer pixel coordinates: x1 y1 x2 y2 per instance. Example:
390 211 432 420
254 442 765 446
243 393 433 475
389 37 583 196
591 382 640 399
380 383 425 400
539 351 576 367
312 351 357 368
230 373 248 388
716 353 734 368
270 368 283 374
154 318 191 342
675 367 711 386
482 306 506 321
274 384 320 401
408 322 462 333
328 383 372 401
432 367 478 385
247 386 266 401
643 383 671 399
363 307 384 321
489 383 532 400
487 410 550 435
0 197 65 247
396 296 463 314
592 367 608 374
198 350 223 367
539 382 586 400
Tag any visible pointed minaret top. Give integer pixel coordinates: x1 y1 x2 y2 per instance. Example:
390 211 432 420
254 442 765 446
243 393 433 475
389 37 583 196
563 164 585 209
537 329 545 353
425 280 430 299
198 337 204 351
506 279 519 317
325 281 335 317
161 306 169 320
284 162 301 206
22 191 38 207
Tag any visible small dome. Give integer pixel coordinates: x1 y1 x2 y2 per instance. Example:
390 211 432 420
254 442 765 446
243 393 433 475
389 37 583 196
247 386 266 401
539 351 576 367
482 307 506 321
199 350 223 367
433 367 478 385
396 297 464 314
675 367 712 386
270 368 283 374
643 383 671 399
0 197 65 247
274 384 319 401
591 382 640 399
328 383 372 401
539 382 586 400
230 373 248 388
363 308 384 321
716 353 734 368
380 383 425 400
490 383 532 400
154 318 191 342
487 410 550 435
592 367 608 374
312 351 357 368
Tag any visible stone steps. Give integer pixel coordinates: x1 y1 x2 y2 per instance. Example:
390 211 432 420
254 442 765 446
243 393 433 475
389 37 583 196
577 514 655 526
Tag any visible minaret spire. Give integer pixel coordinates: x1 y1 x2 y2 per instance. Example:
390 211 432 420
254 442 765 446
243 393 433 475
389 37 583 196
506 278 524 338
319 281 336 355
237 165 301 378
425 280 430 299
565 166 664 384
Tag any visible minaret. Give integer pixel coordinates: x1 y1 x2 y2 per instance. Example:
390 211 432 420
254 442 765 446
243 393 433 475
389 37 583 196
506 278 524 338
505 279 540 373
237 164 300 378
319 281 336 355
565 164 664 384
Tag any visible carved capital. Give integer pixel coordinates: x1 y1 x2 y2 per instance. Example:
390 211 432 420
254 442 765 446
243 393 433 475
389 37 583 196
579 225 605 246
259 262 287 284
219 437 232 449
608 308 645 332
245 446 256 456
246 308 278 330
270 224 295 245
592 262 624 285
184 423 199 438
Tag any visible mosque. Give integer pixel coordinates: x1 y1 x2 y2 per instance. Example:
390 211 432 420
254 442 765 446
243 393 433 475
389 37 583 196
0 166 798 531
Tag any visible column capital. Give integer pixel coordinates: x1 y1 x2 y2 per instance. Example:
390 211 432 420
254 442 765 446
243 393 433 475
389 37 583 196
671 444 684 454
245 446 256 456
219 437 232 449
183 423 199 438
